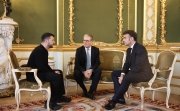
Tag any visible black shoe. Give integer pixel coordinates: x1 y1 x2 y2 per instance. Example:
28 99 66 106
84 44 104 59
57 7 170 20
87 93 95 100
82 92 88 97
104 100 117 110
57 96 71 103
118 98 126 104
44 101 61 110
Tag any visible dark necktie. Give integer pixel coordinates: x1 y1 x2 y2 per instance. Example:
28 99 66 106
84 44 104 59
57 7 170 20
127 48 132 64
128 48 132 55
86 48 91 69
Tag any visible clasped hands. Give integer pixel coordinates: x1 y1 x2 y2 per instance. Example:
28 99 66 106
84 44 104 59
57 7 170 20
83 69 93 79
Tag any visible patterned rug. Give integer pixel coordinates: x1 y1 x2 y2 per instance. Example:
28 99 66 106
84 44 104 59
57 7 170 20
0 90 179 111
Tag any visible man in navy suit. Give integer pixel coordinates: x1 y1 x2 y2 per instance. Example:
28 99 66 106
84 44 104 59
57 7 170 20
74 34 102 99
105 30 153 110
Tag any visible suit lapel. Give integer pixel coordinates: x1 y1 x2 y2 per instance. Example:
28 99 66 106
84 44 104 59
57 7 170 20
91 46 94 64
130 43 137 65
82 46 87 64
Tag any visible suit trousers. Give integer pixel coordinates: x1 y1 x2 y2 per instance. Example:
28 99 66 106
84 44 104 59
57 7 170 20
111 70 132 101
74 68 101 94
39 70 65 103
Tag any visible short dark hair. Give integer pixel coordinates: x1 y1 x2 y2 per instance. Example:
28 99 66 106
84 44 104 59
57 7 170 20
123 30 137 41
41 32 54 41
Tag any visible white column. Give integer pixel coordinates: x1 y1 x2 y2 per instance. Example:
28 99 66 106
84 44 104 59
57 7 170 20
0 17 18 97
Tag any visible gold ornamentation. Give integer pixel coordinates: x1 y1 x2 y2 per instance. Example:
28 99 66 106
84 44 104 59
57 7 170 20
160 0 167 45
68 0 123 46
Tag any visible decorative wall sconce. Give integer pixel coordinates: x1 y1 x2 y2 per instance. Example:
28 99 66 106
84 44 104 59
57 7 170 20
15 26 24 44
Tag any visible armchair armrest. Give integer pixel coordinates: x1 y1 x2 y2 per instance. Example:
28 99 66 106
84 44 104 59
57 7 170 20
12 69 43 88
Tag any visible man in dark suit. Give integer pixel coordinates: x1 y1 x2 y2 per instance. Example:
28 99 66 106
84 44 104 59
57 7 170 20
105 30 153 110
26 32 71 110
74 34 102 99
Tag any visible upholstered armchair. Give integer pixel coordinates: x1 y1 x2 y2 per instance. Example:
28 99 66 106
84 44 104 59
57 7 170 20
133 50 177 110
100 50 125 83
9 50 51 111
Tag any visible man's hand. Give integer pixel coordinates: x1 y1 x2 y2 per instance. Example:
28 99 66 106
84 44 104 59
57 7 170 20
118 75 124 84
83 69 92 79
55 70 61 74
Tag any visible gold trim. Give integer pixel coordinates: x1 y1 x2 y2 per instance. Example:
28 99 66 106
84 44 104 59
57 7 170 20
160 0 167 45
56 0 59 45
63 0 64 45
127 0 129 29
69 0 74 44
68 0 124 46
12 44 180 52
135 0 137 32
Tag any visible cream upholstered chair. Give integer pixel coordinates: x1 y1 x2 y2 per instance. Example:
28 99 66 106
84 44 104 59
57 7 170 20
100 50 125 83
133 50 177 110
9 50 51 111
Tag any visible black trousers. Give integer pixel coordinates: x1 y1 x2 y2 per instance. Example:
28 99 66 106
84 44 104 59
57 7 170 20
74 68 101 94
111 70 150 101
39 70 65 103
111 70 138 101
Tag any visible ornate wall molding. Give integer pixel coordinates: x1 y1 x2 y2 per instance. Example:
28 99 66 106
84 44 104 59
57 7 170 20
68 0 124 46
159 0 167 45
143 0 157 46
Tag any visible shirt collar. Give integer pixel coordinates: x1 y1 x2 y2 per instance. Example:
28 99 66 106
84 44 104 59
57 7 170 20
85 46 91 50
130 42 135 49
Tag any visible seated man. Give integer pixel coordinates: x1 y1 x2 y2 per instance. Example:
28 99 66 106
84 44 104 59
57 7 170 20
105 30 153 110
74 34 102 99
26 32 71 110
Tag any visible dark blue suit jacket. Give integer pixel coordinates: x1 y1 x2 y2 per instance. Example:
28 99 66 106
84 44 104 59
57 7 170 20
122 43 153 81
74 46 100 72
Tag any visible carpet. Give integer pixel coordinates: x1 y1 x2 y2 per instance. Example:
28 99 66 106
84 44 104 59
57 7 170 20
0 90 179 111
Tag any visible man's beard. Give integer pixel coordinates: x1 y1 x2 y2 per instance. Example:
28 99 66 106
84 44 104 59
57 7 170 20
48 45 53 48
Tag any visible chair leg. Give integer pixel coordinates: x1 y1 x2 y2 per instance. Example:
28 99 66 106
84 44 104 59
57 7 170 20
46 87 51 111
65 79 69 95
125 91 129 98
140 87 145 110
76 83 78 94
166 87 170 108
15 90 20 111
152 90 155 101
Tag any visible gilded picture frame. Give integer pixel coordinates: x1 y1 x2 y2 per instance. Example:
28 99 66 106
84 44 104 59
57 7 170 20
160 0 180 46
68 0 124 46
